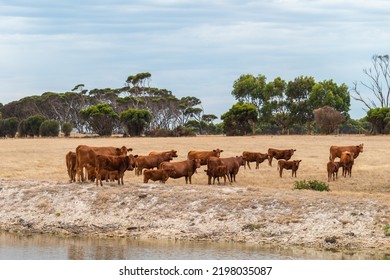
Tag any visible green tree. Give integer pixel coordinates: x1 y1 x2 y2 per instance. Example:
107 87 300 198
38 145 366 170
221 102 258 136
0 117 19 138
286 76 316 133
366 107 390 134
22 114 47 137
120 109 153 136
80 103 119 136
61 122 73 137
39 120 60 137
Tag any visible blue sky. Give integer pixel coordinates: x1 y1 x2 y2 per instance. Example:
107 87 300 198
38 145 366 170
1 0 390 120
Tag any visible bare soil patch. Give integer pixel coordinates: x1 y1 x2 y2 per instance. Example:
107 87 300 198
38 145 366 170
0 135 389 251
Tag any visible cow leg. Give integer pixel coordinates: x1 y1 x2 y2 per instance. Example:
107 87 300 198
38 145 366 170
256 161 259 169
279 168 283 178
247 161 251 170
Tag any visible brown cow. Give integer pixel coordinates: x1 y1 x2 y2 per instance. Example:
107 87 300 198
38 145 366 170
340 151 354 177
66 151 77 182
187 149 223 165
242 151 269 169
220 156 245 182
205 156 230 185
329 144 363 161
327 161 342 181
135 153 174 176
277 159 302 178
75 145 132 182
149 150 178 158
143 167 175 183
95 154 137 186
160 159 201 184
268 148 296 166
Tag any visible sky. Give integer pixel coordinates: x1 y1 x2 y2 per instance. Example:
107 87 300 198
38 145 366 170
1 0 390 120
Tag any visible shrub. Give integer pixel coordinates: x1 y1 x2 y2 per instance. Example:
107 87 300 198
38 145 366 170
61 122 73 137
40 120 60 137
293 180 330 192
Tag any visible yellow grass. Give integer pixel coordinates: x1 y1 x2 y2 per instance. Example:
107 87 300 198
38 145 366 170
0 134 389 195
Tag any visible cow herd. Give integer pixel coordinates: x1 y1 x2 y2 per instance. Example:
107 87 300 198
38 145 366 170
65 143 364 186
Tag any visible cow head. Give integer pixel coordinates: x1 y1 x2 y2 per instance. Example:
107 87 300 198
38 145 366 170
293 160 302 169
170 150 178 157
358 144 364 153
127 154 138 170
236 156 245 166
213 149 223 157
192 159 201 169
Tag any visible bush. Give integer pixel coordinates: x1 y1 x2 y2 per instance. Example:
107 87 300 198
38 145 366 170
62 122 73 137
293 180 330 192
40 120 60 137
0 117 19 138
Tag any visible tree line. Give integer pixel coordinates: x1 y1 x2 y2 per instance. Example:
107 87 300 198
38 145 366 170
1 55 390 137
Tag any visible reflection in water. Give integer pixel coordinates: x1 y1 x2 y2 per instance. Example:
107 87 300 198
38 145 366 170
0 231 388 260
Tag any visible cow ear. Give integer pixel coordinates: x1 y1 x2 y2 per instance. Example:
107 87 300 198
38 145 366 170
213 149 216 152
220 150 224 152
133 154 138 158
128 148 133 151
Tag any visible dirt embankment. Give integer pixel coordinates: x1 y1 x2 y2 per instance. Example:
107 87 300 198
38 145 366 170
1 179 389 251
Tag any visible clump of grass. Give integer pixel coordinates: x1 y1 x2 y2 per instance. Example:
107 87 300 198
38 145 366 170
383 225 390 236
242 223 264 231
293 180 330 192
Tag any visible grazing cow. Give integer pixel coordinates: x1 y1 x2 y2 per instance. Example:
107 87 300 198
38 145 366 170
143 167 175 183
149 150 178 158
268 148 296 166
277 159 302 178
340 151 354 177
160 159 201 184
220 156 245 183
135 153 174 176
242 151 269 169
66 151 77 182
75 145 132 182
329 144 363 161
327 161 342 181
205 157 230 185
187 149 223 165
95 154 137 186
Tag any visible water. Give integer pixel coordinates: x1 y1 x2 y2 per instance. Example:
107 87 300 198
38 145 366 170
0 231 388 260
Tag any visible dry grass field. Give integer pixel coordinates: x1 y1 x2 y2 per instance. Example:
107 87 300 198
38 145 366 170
0 134 389 252
0 134 389 193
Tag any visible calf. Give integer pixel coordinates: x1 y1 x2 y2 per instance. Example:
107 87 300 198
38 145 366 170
242 151 269 169
205 157 230 185
143 168 175 183
66 151 77 182
268 148 296 166
327 161 342 181
340 151 354 177
277 159 302 178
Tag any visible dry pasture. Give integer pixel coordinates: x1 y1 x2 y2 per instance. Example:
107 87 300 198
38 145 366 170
0 134 389 193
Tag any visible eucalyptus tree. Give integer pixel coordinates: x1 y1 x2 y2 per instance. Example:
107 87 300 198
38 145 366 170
80 103 119 136
221 102 258 136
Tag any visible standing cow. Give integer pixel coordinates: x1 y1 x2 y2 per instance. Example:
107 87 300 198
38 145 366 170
187 149 223 165
160 159 201 184
66 151 77 182
277 159 302 178
329 144 363 161
242 151 269 169
268 148 296 166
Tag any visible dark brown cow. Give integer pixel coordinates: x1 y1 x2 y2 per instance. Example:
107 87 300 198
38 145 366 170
205 156 230 185
149 150 178 158
220 156 245 182
135 153 173 176
66 151 77 182
329 144 363 161
95 154 137 186
143 167 175 183
160 159 201 184
268 148 296 166
340 151 354 177
277 159 302 178
242 151 269 169
75 145 132 182
327 161 342 182
187 149 223 165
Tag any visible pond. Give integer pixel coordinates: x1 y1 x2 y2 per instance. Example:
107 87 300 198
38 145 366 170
0 231 388 260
